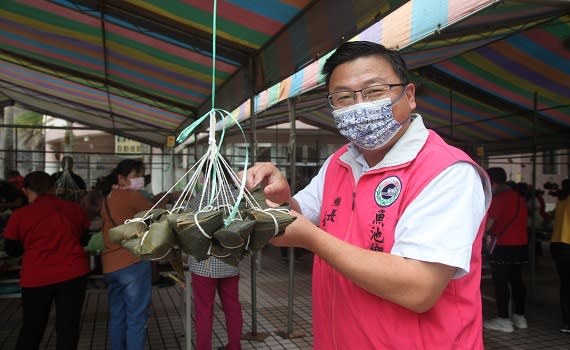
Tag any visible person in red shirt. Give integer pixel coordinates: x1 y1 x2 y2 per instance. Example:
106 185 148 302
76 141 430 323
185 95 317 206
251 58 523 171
7 170 25 193
3 171 90 350
484 167 529 333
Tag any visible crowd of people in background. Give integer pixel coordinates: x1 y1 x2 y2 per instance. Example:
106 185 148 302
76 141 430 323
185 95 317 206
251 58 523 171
0 157 180 350
480 173 570 335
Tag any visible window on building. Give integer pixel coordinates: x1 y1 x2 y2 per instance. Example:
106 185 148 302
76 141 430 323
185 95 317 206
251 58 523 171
231 144 248 166
296 145 304 163
257 146 272 162
307 145 318 163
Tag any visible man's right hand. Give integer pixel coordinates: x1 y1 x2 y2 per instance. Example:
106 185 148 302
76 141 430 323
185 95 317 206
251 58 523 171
244 162 292 206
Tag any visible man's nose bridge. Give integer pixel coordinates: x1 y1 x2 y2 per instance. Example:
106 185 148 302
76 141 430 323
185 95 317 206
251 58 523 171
355 90 366 103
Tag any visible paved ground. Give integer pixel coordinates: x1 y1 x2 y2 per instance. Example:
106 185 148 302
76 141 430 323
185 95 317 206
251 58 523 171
0 244 569 349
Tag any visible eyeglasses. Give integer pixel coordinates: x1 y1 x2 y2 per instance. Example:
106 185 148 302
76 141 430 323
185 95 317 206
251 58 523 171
327 83 408 108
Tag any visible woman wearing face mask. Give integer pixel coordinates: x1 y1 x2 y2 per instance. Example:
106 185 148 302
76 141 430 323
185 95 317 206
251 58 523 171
99 158 165 350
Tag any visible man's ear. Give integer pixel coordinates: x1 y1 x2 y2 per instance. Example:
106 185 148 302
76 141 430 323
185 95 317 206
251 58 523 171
405 83 416 110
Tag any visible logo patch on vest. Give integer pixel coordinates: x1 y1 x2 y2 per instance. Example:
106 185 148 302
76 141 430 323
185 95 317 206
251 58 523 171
374 176 401 207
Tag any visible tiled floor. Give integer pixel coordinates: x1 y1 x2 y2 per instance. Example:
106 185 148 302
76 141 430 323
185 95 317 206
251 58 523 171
0 244 569 349
481 243 570 350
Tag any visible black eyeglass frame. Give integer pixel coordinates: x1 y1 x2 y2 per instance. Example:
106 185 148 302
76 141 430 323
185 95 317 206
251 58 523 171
326 83 409 109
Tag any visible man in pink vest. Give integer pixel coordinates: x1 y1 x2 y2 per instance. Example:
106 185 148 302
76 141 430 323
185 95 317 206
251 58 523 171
246 41 491 349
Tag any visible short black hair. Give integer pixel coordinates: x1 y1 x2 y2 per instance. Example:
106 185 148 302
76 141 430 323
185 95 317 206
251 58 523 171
322 41 410 88
24 171 55 195
115 159 144 178
486 167 507 185
99 158 145 195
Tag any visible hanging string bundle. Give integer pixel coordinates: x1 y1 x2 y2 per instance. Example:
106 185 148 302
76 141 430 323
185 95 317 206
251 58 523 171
107 0 295 269
55 156 87 202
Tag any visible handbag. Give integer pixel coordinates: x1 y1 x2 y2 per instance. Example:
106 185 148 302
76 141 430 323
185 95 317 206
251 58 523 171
484 195 520 256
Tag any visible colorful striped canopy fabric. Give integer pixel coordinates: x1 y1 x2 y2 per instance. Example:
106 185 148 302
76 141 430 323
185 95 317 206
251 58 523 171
221 1 570 156
431 16 570 126
229 0 498 119
401 2 570 154
0 0 408 147
1 0 568 154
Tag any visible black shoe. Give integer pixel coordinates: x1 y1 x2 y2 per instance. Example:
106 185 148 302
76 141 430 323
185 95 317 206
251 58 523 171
216 347 225 350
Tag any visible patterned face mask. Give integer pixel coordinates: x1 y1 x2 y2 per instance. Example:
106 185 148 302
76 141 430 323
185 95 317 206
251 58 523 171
128 177 145 191
332 96 403 150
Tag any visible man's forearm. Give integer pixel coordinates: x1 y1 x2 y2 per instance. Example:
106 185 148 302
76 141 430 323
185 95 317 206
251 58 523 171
305 225 455 313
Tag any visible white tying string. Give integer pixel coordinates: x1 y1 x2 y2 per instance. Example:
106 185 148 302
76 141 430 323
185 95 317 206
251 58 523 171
193 207 214 240
219 241 245 250
138 228 174 261
261 207 292 237
244 229 253 250
135 110 258 225
206 241 216 256
123 217 148 232
151 248 174 261
210 245 232 258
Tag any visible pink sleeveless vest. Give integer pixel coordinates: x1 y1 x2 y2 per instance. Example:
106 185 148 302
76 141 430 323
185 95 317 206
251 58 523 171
314 131 486 349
